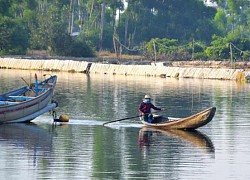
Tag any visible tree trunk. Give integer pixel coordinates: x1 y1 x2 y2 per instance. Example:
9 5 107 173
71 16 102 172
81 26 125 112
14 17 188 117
99 1 105 51
88 0 95 32
68 0 75 34
78 0 82 31
124 13 129 47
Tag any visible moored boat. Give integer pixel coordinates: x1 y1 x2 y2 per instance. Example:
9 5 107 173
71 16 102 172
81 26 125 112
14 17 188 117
0 74 57 123
140 107 216 130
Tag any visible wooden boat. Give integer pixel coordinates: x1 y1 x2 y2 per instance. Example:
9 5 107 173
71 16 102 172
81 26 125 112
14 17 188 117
0 74 57 123
140 107 216 130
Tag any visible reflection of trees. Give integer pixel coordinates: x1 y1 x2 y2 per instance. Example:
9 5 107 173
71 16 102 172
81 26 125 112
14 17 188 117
92 127 122 179
136 128 215 178
1 69 249 124
2 69 250 178
92 127 215 179
0 123 54 169
92 127 150 179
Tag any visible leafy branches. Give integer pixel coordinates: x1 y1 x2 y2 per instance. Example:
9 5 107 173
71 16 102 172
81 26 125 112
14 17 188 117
1 0 250 61
0 16 28 55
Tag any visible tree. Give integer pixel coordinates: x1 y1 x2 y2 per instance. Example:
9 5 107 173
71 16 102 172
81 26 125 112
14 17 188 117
0 0 36 55
205 35 229 59
210 0 250 37
205 34 250 60
213 9 227 36
117 0 217 48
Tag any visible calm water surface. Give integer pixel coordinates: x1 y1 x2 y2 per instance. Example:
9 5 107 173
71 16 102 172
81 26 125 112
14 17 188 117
0 69 250 180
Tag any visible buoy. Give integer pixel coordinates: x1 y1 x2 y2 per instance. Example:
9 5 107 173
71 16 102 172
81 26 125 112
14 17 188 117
59 114 69 122
52 111 69 123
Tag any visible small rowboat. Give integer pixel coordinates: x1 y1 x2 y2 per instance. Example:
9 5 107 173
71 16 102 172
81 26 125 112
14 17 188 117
140 107 216 130
0 74 57 123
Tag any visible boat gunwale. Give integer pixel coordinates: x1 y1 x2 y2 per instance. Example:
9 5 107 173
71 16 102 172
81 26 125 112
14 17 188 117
0 75 57 108
0 88 53 112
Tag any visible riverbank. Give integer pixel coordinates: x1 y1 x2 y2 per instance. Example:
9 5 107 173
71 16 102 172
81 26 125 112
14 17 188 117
0 57 249 81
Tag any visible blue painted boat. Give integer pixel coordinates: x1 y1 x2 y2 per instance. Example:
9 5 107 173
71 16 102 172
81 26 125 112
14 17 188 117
0 74 57 123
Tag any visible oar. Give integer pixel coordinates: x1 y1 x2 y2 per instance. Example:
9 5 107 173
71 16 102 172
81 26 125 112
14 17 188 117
103 115 142 126
21 77 36 93
21 77 30 86
102 108 168 126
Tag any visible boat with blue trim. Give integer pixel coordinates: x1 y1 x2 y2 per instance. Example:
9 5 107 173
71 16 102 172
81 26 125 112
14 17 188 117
0 74 57 123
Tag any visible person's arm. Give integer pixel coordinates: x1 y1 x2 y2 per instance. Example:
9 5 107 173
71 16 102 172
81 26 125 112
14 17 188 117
150 103 162 111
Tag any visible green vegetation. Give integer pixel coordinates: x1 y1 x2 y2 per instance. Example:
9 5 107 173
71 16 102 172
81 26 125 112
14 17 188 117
0 0 249 60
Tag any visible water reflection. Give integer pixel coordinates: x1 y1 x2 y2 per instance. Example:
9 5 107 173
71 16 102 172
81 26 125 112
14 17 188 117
138 127 215 156
0 123 52 150
2 69 250 179
0 123 53 167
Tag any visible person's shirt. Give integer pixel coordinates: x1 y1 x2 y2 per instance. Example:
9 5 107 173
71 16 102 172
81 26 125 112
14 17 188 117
138 101 161 115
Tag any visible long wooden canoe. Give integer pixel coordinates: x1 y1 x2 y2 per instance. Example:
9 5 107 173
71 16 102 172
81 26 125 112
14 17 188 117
140 107 216 130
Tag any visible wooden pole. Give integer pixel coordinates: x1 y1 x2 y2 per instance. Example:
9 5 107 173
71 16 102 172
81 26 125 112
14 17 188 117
153 41 157 64
192 39 195 61
230 42 233 68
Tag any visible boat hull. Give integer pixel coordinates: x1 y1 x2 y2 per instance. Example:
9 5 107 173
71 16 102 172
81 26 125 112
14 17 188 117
140 107 216 130
0 75 57 123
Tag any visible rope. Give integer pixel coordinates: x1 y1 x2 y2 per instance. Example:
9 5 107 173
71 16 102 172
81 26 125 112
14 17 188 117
113 36 143 52
154 41 190 49
230 42 244 53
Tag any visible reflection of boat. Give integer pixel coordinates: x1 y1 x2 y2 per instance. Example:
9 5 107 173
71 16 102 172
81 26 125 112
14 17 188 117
139 127 215 154
0 74 57 123
141 107 216 130
0 123 53 152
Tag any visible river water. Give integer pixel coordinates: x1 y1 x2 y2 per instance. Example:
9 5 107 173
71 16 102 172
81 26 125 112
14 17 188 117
0 69 250 180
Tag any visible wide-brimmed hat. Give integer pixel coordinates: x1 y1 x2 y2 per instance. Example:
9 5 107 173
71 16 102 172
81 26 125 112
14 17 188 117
144 94 151 99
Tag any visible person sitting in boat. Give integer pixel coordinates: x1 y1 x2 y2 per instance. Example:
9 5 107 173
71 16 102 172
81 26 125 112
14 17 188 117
138 95 164 123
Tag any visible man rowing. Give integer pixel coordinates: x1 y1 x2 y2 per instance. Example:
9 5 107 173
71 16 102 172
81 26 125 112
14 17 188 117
138 95 164 123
